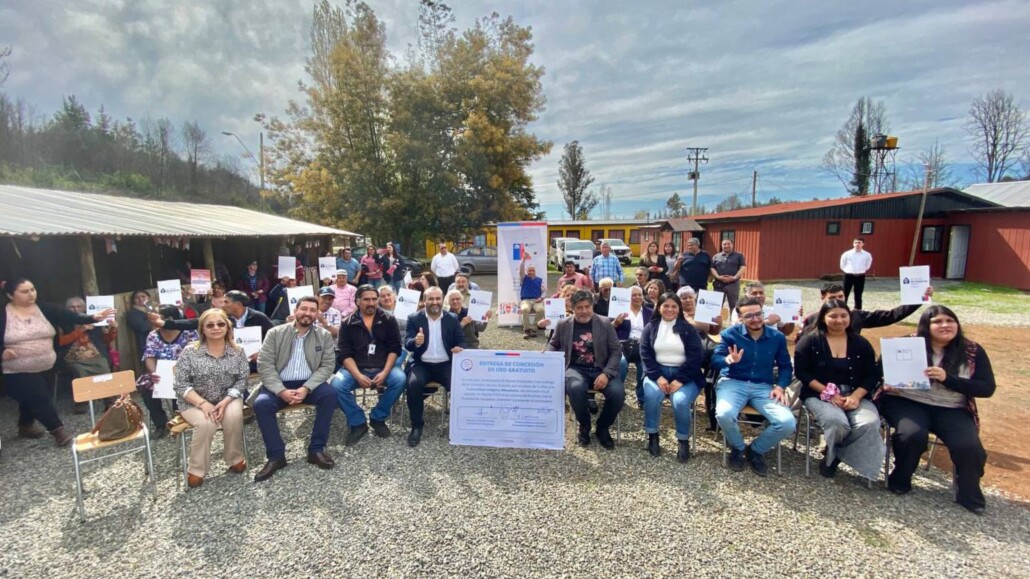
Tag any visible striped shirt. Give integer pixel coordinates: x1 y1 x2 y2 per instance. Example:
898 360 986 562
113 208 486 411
279 334 313 382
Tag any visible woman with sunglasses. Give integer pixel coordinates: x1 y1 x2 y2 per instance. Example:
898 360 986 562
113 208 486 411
173 308 249 487
880 306 996 514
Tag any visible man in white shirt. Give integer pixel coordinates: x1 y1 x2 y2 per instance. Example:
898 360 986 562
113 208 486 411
431 243 461 293
404 287 465 447
839 238 873 310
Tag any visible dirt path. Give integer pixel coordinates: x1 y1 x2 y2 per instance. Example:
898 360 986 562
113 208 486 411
862 324 1030 502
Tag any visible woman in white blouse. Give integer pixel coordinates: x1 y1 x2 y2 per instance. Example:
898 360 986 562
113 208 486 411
614 286 652 407
638 293 706 461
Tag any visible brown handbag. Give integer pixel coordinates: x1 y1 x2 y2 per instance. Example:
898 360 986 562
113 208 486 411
91 394 145 441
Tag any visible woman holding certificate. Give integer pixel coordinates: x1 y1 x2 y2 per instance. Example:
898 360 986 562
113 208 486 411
173 308 249 488
880 306 996 514
615 286 652 407
638 293 705 461
794 299 884 480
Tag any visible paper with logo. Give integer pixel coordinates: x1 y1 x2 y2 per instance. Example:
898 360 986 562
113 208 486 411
278 256 297 280
157 279 184 306
468 290 493 322
881 337 931 390
318 257 337 281
394 288 421 322
286 286 315 313
153 359 177 399
234 326 263 357
496 222 548 327
544 298 567 323
772 289 802 322
85 295 115 327
899 266 932 306
695 290 724 324
190 269 212 295
608 287 632 319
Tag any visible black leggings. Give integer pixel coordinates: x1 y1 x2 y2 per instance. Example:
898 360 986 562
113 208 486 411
881 395 987 509
5 371 63 430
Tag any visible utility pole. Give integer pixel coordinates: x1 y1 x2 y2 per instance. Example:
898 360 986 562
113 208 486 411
751 170 758 207
685 147 709 216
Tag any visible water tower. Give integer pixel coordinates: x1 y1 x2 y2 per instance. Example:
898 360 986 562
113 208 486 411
869 134 899 193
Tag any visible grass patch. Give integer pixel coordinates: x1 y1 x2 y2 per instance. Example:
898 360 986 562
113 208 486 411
857 525 891 549
933 282 1030 314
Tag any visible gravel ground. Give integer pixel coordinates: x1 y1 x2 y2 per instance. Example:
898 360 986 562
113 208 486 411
1 274 1028 578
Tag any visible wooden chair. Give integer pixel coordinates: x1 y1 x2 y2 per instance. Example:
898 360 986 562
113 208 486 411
70 370 156 520
167 412 252 492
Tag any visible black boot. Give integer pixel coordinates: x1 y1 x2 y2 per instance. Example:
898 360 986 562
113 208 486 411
677 440 690 463
647 433 660 457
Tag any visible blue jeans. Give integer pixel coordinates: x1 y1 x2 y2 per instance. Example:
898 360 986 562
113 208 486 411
390 278 403 293
566 367 624 431
643 365 700 440
368 278 383 289
331 366 406 427
619 355 646 404
253 380 336 461
714 378 796 455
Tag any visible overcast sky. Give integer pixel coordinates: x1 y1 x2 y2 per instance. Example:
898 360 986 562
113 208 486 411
2 0 1029 218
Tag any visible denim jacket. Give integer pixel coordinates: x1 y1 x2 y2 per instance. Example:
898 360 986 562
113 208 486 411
712 323 793 387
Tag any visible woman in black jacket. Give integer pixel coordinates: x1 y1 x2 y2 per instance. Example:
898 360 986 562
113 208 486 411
880 305 996 514
638 292 705 462
794 299 884 480
1 278 115 446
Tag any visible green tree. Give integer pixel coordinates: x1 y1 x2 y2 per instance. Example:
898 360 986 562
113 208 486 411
557 140 597 219
850 121 870 195
823 97 889 195
666 192 686 217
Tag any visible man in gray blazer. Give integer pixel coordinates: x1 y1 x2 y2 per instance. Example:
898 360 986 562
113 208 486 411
547 290 625 449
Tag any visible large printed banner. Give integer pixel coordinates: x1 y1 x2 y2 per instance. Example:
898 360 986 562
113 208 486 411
496 221 548 327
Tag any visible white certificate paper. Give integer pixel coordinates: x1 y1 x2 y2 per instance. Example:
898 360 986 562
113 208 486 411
900 266 932 306
608 287 632 319
318 257 337 281
153 359 177 399
449 350 565 450
695 290 724 324
773 289 802 322
234 326 263 357
881 337 931 390
286 286 315 312
394 288 421 322
278 256 297 279
190 269 211 295
85 295 115 326
157 279 184 306
468 290 493 321
544 298 567 323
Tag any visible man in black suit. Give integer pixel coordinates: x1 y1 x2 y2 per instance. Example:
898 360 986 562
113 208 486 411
404 286 465 447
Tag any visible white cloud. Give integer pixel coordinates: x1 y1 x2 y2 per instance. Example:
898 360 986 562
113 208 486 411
2 0 1029 217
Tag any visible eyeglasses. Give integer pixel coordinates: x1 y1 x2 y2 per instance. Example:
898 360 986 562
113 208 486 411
741 312 765 320
204 322 228 329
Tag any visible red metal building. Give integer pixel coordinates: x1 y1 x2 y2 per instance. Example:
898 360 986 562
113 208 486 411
666 188 1030 288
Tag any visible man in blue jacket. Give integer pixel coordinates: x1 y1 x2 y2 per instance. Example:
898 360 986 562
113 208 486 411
712 296 795 476
404 286 465 447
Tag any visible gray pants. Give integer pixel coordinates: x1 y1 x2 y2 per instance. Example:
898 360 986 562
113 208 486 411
804 397 885 480
715 281 740 313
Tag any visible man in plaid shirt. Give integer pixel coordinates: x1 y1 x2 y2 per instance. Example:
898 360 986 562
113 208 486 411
590 242 624 286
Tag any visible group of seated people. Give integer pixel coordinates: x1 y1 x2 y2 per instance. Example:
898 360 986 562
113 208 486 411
0 268 996 515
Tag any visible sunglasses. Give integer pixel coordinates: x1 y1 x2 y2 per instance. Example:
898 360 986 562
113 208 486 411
204 321 228 328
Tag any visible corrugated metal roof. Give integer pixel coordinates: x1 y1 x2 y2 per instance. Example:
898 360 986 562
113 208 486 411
694 188 979 221
0 185 359 238
964 181 1030 207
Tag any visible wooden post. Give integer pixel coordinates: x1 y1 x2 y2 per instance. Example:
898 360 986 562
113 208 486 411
202 238 216 276
77 235 99 296
908 167 932 266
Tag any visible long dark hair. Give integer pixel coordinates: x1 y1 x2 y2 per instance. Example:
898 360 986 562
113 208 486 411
815 299 853 337
916 305 969 376
649 292 682 323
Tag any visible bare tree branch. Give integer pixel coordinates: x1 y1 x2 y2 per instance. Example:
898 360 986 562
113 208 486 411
966 89 1029 183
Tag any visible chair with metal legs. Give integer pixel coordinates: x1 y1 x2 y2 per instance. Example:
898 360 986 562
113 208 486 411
566 391 622 442
792 405 878 488
715 405 784 474
70 370 156 520
168 412 251 492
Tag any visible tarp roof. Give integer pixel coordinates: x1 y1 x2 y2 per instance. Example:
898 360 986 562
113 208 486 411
662 217 705 232
0 185 358 238
964 181 1030 207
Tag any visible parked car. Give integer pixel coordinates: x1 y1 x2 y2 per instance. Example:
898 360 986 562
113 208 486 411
455 245 498 274
599 238 633 264
558 239 597 273
550 237 578 269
